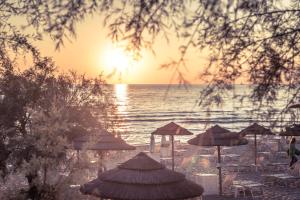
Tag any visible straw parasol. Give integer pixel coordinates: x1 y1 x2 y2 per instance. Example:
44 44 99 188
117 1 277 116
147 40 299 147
80 152 204 200
71 128 135 172
188 125 248 195
72 129 135 151
280 125 300 137
287 103 300 123
239 123 274 165
288 103 300 109
151 122 193 171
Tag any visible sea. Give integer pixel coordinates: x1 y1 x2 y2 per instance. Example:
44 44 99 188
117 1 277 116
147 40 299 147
111 84 295 145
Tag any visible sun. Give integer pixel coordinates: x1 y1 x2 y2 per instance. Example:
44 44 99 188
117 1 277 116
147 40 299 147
102 45 131 73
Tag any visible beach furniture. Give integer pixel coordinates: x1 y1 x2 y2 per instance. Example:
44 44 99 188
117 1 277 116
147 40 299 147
152 122 193 171
266 141 280 151
221 146 233 154
174 149 187 156
188 125 248 195
160 145 172 157
266 162 288 172
262 173 300 187
198 147 215 155
197 154 217 164
275 151 288 159
239 123 274 165
232 180 264 198
257 151 271 160
221 154 240 162
160 157 173 167
80 152 204 200
150 134 155 153
223 163 240 172
194 173 218 195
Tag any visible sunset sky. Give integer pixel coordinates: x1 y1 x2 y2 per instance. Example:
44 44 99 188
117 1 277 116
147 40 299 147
34 14 208 84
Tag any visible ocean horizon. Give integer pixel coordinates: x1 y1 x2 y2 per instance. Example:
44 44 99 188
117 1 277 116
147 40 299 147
110 84 294 145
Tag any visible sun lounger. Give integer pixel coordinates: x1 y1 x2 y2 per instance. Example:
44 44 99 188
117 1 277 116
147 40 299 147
266 162 288 171
232 180 264 198
160 157 173 166
221 154 240 162
223 163 240 172
197 147 215 155
275 151 288 159
262 173 300 187
197 154 217 163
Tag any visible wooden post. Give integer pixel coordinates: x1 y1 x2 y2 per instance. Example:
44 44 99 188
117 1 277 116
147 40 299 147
254 134 257 165
77 150 80 164
43 165 47 185
171 135 174 171
98 151 103 177
217 146 222 195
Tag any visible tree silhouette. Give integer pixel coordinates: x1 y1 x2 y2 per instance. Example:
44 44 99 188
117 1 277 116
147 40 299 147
2 1 299 107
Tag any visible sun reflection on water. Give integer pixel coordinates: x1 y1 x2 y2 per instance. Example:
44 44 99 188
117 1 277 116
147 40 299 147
114 84 128 113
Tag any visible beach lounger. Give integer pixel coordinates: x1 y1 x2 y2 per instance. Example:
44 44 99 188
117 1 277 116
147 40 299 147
262 173 300 187
232 180 264 198
266 162 288 171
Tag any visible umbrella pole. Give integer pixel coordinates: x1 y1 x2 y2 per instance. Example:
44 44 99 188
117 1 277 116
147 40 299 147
171 135 174 171
98 151 103 177
77 150 80 164
217 146 222 195
254 134 257 165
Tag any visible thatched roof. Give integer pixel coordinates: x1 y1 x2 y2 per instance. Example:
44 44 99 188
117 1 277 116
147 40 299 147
288 103 300 109
280 125 300 136
80 152 203 200
151 122 193 136
72 129 135 151
239 123 274 136
188 125 248 146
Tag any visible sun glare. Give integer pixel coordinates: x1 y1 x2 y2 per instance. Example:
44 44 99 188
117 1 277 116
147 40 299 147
114 84 127 113
103 46 131 73
100 43 145 83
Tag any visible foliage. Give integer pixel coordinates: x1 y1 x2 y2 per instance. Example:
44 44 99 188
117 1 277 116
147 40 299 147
0 63 116 199
2 1 300 109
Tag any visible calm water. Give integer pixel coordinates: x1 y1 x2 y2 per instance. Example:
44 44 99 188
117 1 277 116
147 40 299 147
111 84 293 145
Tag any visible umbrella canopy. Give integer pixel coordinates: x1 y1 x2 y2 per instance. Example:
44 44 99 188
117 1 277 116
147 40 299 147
288 103 300 109
151 122 193 136
280 125 300 136
80 152 204 200
188 125 248 146
151 122 193 171
239 123 273 165
72 129 135 151
188 125 248 195
239 123 274 137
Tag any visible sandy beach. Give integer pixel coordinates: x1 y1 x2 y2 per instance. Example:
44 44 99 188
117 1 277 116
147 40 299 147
35 136 300 199
2 134 300 200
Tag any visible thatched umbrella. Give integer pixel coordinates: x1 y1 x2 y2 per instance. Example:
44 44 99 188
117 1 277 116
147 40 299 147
288 103 300 109
72 128 135 172
188 125 248 195
288 103 300 123
280 125 300 137
239 123 274 165
73 129 135 151
151 122 193 171
80 152 204 200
